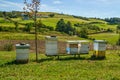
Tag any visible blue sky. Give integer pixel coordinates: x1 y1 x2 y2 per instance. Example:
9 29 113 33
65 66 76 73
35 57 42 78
0 0 120 18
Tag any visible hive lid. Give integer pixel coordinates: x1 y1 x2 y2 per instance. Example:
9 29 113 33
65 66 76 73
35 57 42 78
16 44 30 48
67 40 89 44
94 40 106 43
67 40 79 44
45 36 57 40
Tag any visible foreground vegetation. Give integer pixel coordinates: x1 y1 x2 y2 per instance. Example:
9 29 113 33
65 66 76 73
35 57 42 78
0 51 120 80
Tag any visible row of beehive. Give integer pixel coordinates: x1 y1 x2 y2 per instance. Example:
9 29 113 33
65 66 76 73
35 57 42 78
15 36 106 63
45 36 106 57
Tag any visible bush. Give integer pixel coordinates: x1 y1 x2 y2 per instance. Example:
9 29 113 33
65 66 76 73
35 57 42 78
116 38 120 46
0 26 16 32
107 28 113 32
74 23 82 27
48 13 55 17
4 43 13 51
79 27 88 38
24 23 34 32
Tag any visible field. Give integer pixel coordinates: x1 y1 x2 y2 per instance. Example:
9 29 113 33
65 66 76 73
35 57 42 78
0 51 120 80
89 33 119 45
0 12 117 28
0 32 84 41
0 12 119 45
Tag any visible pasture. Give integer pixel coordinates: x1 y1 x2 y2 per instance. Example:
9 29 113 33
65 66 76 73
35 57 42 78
89 33 119 45
0 51 120 80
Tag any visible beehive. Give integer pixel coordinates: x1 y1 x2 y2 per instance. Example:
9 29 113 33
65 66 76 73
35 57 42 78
93 40 106 58
79 40 89 54
16 44 30 63
66 41 79 54
45 36 58 56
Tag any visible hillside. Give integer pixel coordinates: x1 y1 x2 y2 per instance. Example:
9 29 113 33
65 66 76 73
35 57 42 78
0 12 119 44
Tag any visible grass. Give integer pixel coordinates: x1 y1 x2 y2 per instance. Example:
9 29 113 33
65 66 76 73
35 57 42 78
89 33 119 45
93 23 117 30
0 32 118 44
0 32 84 41
0 51 120 80
0 12 118 44
0 12 115 29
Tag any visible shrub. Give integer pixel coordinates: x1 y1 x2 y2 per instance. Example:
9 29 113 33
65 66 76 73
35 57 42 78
0 26 16 32
24 23 33 32
79 27 88 38
48 13 55 17
4 43 13 51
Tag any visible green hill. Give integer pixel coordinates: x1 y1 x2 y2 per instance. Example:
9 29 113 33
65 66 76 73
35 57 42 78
0 12 117 30
0 12 119 44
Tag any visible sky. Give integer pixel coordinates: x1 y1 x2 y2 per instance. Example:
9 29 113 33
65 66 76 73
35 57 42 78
0 0 120 18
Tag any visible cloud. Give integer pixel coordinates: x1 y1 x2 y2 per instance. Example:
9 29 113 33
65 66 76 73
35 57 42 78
0 0 24 11
41 4 61 12
75 0 120 4
53 0 62 4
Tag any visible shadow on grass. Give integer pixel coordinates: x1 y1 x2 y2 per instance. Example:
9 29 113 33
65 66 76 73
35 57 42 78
0 60 28 67
32 57 54 63
36 56 88 63
58 57 86 61
36 55 106 63
0 56 106 66
87 55 106 61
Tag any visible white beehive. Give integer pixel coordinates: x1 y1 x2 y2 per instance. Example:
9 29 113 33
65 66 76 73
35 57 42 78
93 40 106 58
94 40 106 51
66 41 79 54
78 40 89 54
45 36 58 56
16 44 30 63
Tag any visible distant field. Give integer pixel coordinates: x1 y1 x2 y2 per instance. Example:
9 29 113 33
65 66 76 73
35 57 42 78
93 23 117 30
89 33 119 44
0 12 117 29
0 32 84 41
0 12 119 44
0 51 120 80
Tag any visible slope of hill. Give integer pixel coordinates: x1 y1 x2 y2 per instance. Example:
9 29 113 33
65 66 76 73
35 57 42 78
0 12 119 44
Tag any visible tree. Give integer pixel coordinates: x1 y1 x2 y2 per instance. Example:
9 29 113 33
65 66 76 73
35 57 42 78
56 19 66 32
79 27 88 38
24 0 40 61
24 23 33 32
48 13 55 17
65 21 74 35
116 25 120 45
2 11 19 32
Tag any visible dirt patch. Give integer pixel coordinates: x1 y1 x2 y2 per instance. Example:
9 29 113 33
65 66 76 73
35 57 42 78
0 40 66 53
0 40 118 53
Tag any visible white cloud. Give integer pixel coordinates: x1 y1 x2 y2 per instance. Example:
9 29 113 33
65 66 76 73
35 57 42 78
53 0 62 4
41 4 61 12
75 0 120 4
0 0 24 11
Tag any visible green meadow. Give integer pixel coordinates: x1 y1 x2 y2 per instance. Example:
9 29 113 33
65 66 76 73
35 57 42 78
0 12 118 44
89 33 119 45
0 12 120 80
0 51 120 80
